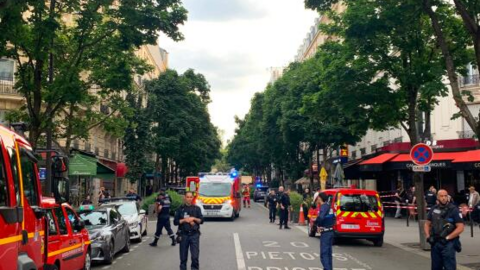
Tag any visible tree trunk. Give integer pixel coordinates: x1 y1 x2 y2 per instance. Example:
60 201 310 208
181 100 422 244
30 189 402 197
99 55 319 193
423 0 480 140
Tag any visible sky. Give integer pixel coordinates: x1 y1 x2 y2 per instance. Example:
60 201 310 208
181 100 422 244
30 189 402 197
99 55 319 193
161 0 318 144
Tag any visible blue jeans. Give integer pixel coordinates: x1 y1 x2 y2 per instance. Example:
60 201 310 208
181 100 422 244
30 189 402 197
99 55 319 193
320 231 334 270
431 240 456 270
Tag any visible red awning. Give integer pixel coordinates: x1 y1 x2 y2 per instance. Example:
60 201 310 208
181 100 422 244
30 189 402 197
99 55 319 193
452 150 480 163
390 152 467 162
360 153 398 165
116 163 128 177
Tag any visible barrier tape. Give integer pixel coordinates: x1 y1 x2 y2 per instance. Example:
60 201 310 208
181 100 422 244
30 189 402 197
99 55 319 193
380 194 398 198
383 205 473 212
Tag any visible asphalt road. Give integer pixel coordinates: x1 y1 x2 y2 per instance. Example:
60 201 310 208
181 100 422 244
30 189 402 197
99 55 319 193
92 202 432 270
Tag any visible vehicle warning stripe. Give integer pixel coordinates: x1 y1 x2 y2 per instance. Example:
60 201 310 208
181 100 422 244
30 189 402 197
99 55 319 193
48 242 84 257
0 230 45 246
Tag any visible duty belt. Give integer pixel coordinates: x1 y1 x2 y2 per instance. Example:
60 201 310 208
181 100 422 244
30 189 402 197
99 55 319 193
320 227 334 233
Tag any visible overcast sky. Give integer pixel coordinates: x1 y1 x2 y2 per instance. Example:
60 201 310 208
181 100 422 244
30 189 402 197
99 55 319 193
161 0 318 144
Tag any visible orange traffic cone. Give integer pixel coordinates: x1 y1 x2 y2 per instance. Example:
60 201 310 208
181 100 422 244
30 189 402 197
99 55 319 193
298 205 306 226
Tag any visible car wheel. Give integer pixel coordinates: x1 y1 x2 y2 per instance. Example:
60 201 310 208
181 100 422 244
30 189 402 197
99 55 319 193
105 241 114 265
373 237 384 247
122 233 131 253
308 225 317 237
83 250 92 270
142 222 148 236
235 211 240 218
230 211 235 221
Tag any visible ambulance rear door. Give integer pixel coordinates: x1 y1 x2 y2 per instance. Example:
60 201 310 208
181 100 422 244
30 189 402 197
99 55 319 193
335 191 383 234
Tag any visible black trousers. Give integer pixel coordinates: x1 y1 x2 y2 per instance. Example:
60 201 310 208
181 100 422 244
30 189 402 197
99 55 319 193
279 208 289 227
154 216 174 238
180 233 200 270
269 207 276 221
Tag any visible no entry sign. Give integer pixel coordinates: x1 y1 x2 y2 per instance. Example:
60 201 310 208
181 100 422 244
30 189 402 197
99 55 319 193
410 143 434 166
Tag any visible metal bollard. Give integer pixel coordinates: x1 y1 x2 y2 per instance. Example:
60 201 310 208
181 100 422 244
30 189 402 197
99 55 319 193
470 211 474 238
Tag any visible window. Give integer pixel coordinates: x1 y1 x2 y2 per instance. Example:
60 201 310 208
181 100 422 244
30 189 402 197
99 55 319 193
65 208 81 233
351 151 357 160
46 210 58 236
339 194 379 212
20 149 38 206
54 207 68 235
0 59 14 82
109 209 120 224
371 145 377 153
9 147 20 206
80 211 108 227
0 145 8 207
360 148 366 156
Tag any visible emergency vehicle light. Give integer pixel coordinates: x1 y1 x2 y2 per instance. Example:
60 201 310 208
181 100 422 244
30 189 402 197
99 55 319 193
79 205 94 211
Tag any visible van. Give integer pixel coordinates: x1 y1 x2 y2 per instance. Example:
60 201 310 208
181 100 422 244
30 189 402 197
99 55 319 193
308 188 384 247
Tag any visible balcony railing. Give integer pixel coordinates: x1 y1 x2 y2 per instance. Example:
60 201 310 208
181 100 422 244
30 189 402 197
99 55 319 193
458 130 477 139
0 79 20 95
459 74 480 88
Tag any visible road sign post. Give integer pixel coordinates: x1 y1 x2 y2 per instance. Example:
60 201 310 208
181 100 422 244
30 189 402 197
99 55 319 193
410 143 434 250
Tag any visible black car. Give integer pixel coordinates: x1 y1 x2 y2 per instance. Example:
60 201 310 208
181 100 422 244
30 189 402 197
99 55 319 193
253 187 269 202
79 207 130 264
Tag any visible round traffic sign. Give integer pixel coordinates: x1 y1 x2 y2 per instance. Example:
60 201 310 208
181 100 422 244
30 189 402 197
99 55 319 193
410 143 434 165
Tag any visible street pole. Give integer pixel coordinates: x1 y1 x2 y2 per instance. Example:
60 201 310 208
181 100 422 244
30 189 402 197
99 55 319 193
45 0 56 197
414 172 428 250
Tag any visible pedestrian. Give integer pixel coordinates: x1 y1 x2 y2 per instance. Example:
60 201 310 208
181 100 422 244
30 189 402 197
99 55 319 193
98 187 109 201
267 189 278 223
242 185 251 208
303 188 311 200
316 192 335 270
426 186 437 209
150 189 176 247
467 185 480 209
81 195 92 205
425 189 465 270
394 185 405 218
174 191 204 270
279 188 291 229
126 188 142 202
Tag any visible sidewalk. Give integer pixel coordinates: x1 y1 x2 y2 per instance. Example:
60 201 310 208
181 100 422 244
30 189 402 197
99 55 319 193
384 217 480 270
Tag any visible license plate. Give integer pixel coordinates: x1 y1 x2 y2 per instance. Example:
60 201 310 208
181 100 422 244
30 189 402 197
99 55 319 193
205 211 219 216
341 224 360 230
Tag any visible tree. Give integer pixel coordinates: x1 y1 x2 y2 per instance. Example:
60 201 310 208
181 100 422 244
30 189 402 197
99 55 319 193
146 69 220 186
0 0 187 149
421 0 480 140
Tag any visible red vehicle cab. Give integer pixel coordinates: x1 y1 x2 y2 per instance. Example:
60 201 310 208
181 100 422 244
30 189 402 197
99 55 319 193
0 125 46 270
308 188 385 247
42 197 91 270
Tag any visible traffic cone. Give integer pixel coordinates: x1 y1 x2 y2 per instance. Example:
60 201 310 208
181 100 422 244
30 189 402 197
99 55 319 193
298 205 306 226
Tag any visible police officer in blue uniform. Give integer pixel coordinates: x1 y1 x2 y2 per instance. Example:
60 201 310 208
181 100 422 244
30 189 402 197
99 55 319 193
174 191 204 270
150 189 176 247
316 192 335 270
267 189 278 223
425 189 465 270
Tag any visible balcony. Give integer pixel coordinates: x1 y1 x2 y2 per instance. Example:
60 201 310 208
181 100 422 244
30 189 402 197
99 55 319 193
0 79 20 95
459 74 480 88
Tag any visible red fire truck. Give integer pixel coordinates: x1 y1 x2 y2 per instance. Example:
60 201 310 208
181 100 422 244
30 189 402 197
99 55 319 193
0 125 46 269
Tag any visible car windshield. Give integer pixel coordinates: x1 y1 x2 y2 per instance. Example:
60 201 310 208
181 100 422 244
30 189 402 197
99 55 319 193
338 194 378 212
257 187 268 192
117 203 137 216
199 182 231 197
80 211 108 227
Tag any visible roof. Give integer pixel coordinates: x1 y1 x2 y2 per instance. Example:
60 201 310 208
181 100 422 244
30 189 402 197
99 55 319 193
452 150 480 163
359 153 398 165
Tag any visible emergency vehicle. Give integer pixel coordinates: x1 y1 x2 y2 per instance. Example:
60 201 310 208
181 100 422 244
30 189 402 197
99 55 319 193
308 188 385 247
188 172 242 220
0 125 47 270
42 197 91 270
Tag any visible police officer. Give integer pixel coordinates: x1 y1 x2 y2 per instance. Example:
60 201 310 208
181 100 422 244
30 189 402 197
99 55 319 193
316 192 335 270
267 189 278 223
425 186 437 209
174 191 204 270
424 189 465 270
279 188 291 229
150 189 176 247
126 188 142 202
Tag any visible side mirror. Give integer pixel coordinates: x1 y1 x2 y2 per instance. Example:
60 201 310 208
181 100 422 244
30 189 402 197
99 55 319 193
32 206 45 219
236 193 241 199
74 219 85 231
139 209 146 215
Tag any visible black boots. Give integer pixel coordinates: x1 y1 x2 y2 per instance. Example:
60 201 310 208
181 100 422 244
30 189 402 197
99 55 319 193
170 236 176 246
149 237 158 247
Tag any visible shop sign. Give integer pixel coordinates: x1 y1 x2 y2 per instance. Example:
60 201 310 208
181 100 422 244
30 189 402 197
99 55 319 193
475 163 480 169
406 162 447 168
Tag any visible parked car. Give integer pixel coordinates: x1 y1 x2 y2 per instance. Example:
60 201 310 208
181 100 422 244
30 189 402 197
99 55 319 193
100 198 148 242
253 187 269 202
79 206 130 264
43 198 91 270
